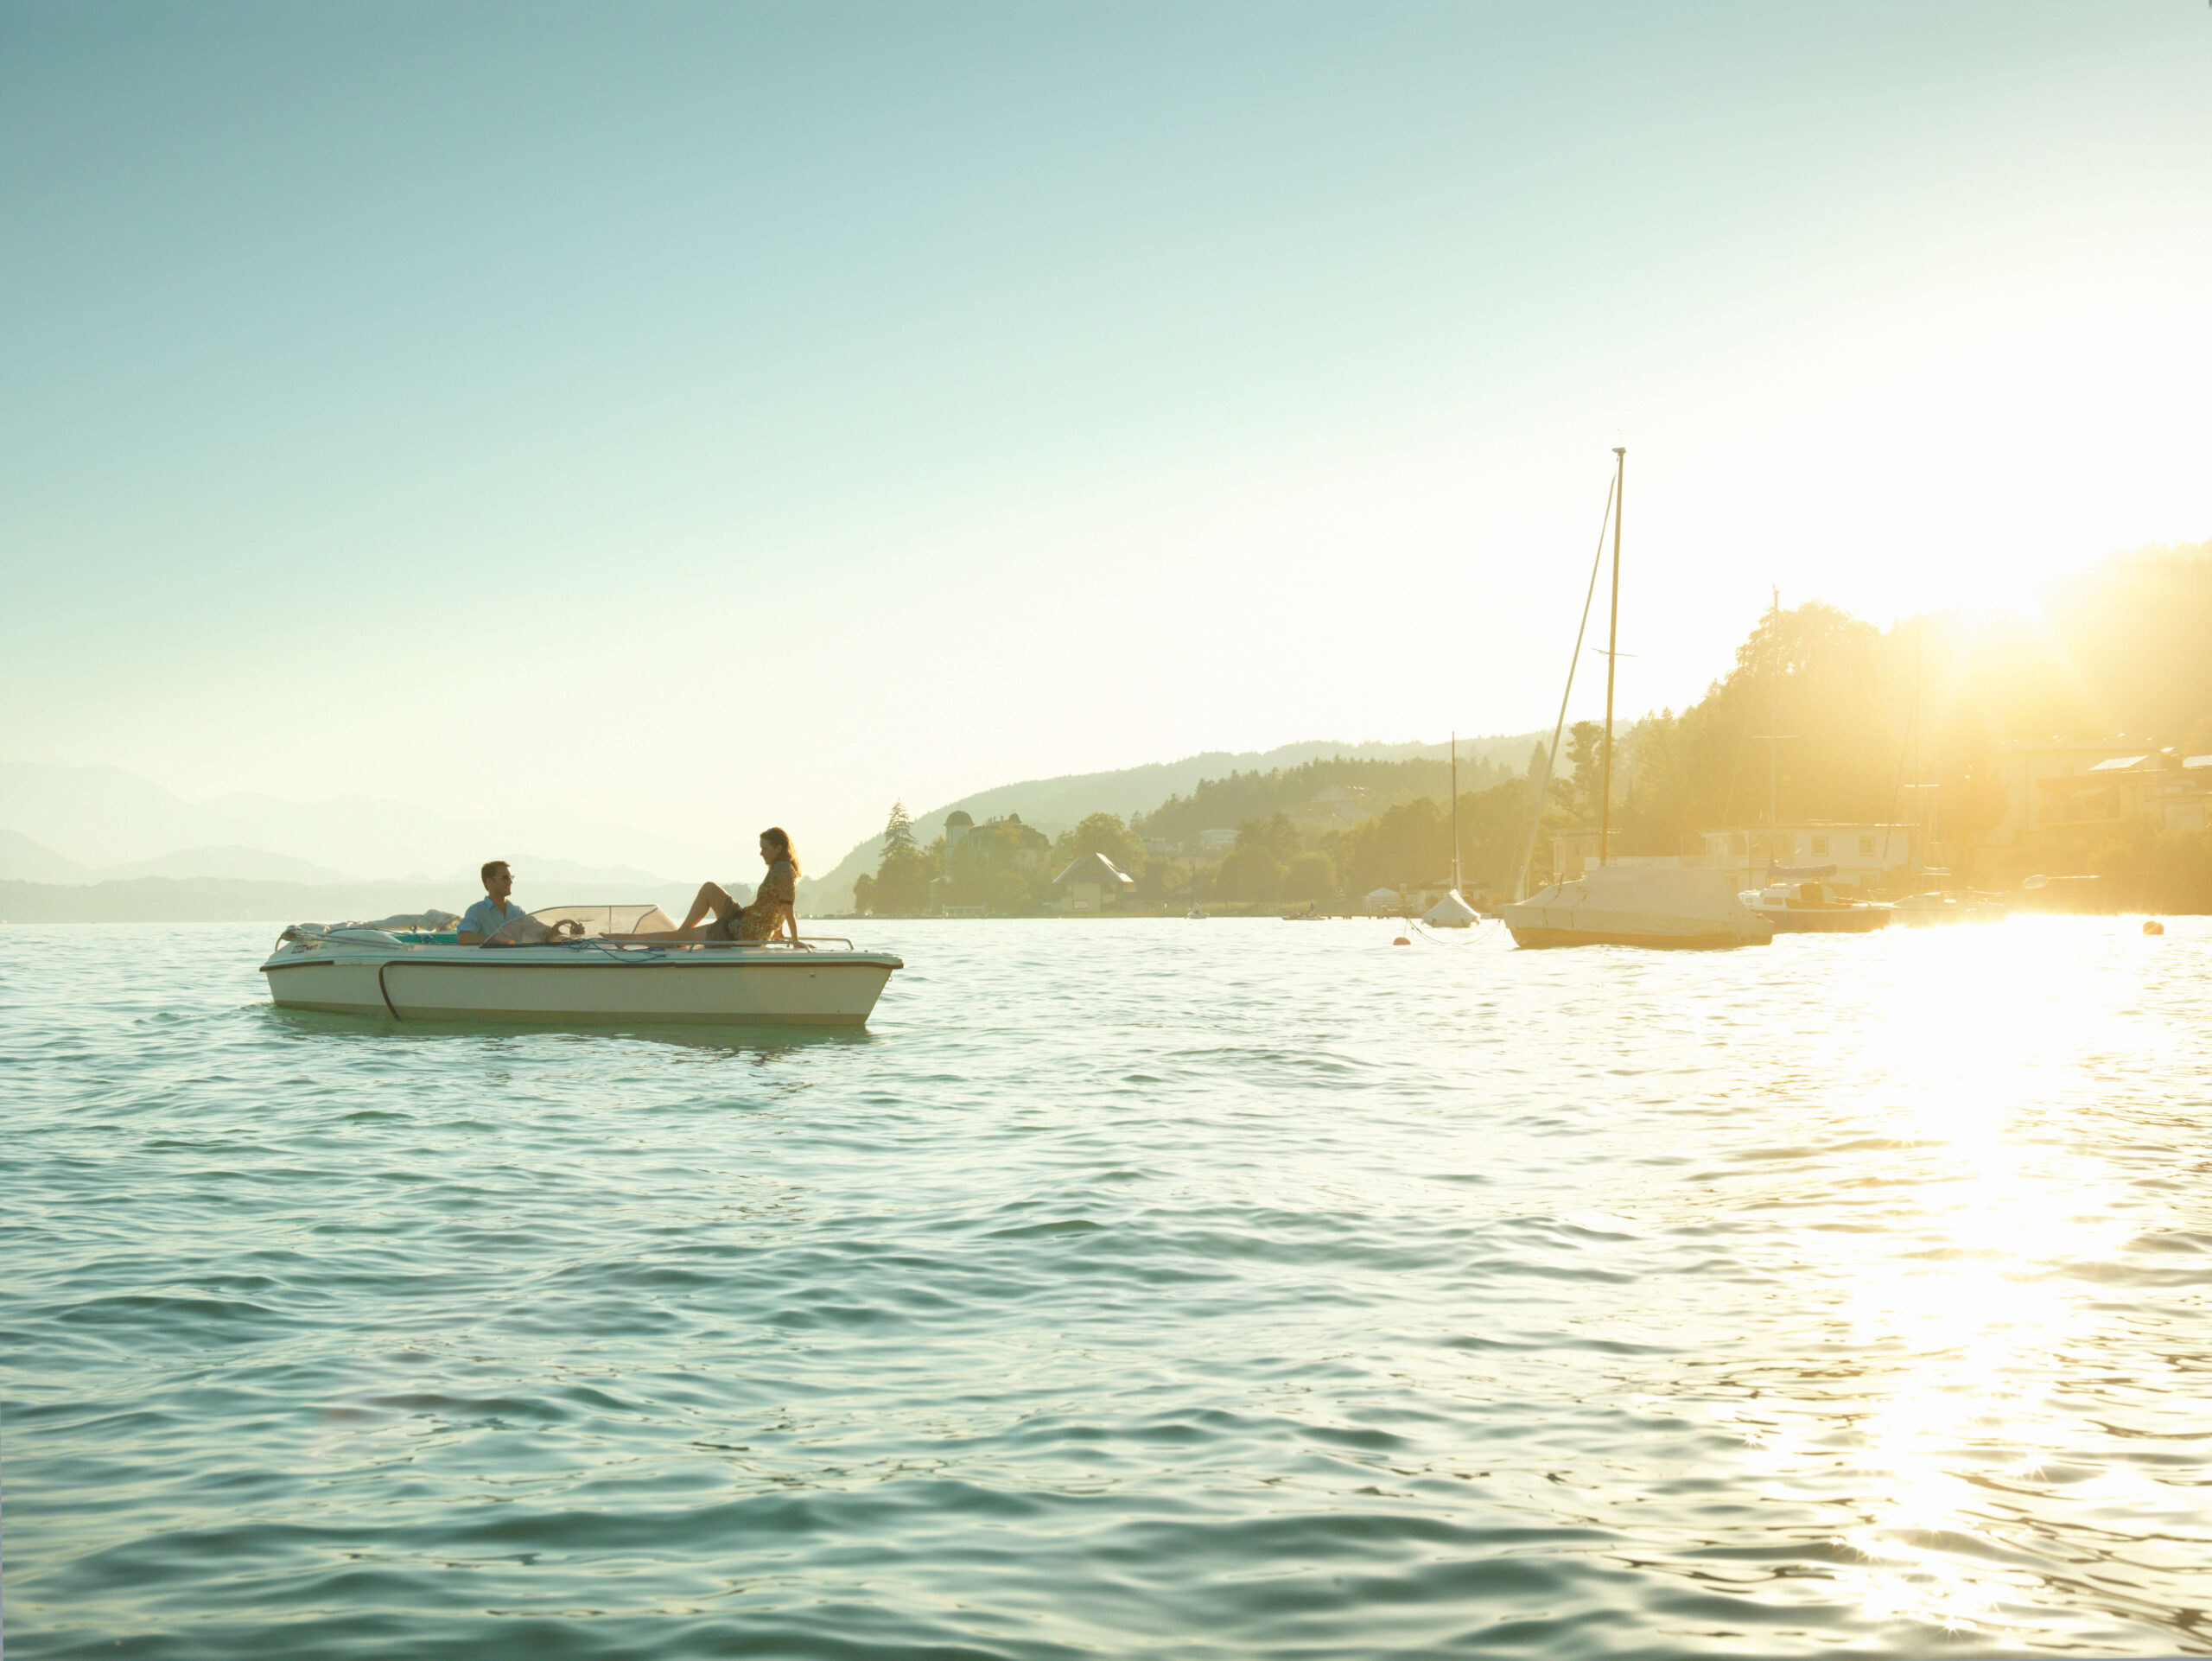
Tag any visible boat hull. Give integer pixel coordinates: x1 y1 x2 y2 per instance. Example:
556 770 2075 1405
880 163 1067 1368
1753 906 1890 933
1502 868 1774 951
261 944 900 1027
1506 926 1768 950
1891 896 2009 927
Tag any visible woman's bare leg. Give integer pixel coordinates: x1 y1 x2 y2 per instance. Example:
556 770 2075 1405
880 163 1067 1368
679 881 739 931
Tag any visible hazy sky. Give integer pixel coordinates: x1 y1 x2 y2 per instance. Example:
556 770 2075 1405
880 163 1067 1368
5 2 2208 865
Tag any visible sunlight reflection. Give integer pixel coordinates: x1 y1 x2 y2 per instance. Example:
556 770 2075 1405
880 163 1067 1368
1696 924 2157 1640
1826 924 2134 1636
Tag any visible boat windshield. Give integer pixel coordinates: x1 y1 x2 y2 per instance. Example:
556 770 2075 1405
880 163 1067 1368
530 904 678 937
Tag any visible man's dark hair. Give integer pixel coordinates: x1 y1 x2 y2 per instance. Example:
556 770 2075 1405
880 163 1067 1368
481 860 510 886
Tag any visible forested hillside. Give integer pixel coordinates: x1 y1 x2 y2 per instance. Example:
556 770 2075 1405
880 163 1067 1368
1604 541 2212 861
840 541 2212 914
1134 752 1514 848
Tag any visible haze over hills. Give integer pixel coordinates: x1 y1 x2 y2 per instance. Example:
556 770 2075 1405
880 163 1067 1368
803 733 1545 911
0 760 721 888
0 830 354 886
4 737 1546 920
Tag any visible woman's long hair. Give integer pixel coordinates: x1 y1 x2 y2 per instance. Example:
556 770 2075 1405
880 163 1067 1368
761 825 799 879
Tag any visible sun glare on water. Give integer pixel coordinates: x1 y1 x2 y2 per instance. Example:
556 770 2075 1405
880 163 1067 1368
1818 926 2157 1636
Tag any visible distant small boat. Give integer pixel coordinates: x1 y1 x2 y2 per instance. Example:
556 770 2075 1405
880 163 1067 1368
261 909 901 1027
1186 908 1207 920
1746 879 1889 933
1421 891 1479 928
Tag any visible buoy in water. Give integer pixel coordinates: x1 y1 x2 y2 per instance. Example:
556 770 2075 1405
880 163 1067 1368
2144 920 2164 935
1393 935 1412 946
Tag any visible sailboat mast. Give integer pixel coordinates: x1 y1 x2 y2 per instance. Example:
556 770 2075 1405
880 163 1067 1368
1451 731 1461 890
1598 446 1624 868
1910 620 1923 889
1768 586 1779 876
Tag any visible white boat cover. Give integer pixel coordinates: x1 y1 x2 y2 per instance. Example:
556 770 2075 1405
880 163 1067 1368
282 923 407 945
1422 890 1480 928
1503 865 1771 945
357 910 461 930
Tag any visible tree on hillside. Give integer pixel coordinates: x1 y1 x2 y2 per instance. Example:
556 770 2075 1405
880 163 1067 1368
1326 781 1530 900
1211 812 1300 901
1236 811 1300 863
1611 601 1890 850
1281 850 1339 906
1052 811 1146 874
1137 856 1191 907
881 801 918 862
871 802 936 913
1566 722 1609 823
1141 754 1502 849
1214 843 1284 901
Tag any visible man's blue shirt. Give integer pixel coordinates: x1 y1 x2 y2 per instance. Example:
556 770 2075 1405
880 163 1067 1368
461 897 528 939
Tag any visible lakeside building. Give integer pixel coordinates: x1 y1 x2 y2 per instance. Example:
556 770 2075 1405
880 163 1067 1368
1055 852 1135 914
1198 828 1237 853
944 811 1050 869
928 811 1051 913
1987 743 2211 847
1695 824 1908 890
1550 824 1907 890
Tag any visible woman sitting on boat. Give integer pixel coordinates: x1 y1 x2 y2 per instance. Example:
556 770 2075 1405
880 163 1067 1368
609 828 801 945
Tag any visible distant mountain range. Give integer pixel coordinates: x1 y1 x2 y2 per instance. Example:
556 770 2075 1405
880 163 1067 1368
0 875 718 926
0 829 358 886
0 825 690 894
0 760 720 888
802 732 1544 910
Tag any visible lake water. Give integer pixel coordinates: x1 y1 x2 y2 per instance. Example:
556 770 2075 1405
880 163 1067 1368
4 916 2209 1659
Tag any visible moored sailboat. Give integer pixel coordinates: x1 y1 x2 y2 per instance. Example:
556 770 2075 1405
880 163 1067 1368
1423 731 1480 928
1502 449 1774 950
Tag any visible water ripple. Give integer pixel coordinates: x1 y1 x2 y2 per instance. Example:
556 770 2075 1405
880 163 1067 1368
4 917 2210 1657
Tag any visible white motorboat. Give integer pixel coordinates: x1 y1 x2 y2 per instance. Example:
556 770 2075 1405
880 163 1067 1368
1503 864 1775 949
260 912 902 1027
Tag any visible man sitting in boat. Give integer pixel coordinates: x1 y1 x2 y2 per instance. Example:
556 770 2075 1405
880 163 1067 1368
454 861 582 945
607 827 801 945
457 860 532 945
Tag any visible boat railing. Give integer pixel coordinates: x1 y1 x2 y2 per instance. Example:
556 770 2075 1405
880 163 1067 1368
276 931 868 955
